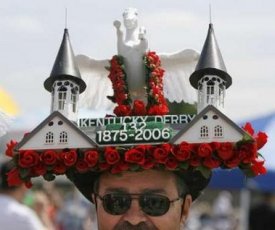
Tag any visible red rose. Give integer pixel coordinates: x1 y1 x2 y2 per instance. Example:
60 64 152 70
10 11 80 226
60 150 78 167
197 143 212 158
225 156 240 168
84 150 99 167
32 162 47 176
111 161 129 174
161 143 172 153
189 156 201 167
125 148 145 165
76 160 90 173
53 160 67 174
7 168 23 187
110 56 118 66
165 157 178 170
132 100 146 116
24 181 33 189
99 162 110 171
152 86 161 95
251 159 267 176
256 131 268 150
217 142 234 161
115 93 128 105
135 145 148 153
148 104 169 116
151 69 164 78
146 51 161 67
114 105 131 116
203 157 220 169
115 85 125 94
142 156 155 169
41 150 58 165
19 150 40 168
5 140 18 157
153 147 169 163
242 122 255 136
173 142 191 161
104 147 120 165
238 143 257 163
210 142 221 151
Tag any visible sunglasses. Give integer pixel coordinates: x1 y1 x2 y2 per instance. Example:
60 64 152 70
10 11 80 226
95 193 183 216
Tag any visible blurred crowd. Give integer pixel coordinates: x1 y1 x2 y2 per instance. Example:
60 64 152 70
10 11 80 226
0 159 97 230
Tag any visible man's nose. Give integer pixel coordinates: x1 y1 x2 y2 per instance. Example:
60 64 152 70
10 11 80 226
122 199 147 225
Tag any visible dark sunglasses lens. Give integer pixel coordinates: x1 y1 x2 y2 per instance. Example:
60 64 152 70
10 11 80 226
102 194 131 215
140 194 170 216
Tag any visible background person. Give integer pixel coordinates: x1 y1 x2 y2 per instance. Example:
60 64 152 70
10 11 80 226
0 159 46 230
249 192 275 230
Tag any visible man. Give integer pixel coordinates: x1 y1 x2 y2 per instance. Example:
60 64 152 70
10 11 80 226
68 167 210 230
0 159 45 230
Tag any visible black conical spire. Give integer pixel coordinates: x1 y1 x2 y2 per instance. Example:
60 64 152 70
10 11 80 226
44 28 86 93
190 23 232 89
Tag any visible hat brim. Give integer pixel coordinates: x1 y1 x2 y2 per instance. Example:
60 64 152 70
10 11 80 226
66 169 211 202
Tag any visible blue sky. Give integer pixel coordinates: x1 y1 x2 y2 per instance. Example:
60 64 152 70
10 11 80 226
0 0 275 130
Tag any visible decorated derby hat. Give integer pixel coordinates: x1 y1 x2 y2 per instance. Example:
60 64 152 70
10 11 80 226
5 8 268 201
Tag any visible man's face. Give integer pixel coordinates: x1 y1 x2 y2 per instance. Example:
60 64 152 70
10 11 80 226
94 170 192 230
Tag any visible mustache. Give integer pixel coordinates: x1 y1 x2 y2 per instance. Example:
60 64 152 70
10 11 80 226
114 221 158 230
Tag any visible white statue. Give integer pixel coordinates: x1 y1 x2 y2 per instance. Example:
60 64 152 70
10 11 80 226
113 8 148 101
77 8 199 110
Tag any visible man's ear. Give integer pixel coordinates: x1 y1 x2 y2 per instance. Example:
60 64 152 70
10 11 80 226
180 194 192 224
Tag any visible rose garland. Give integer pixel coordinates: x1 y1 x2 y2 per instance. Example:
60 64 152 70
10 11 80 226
107 51 169 116
144 51 169 115
5 123 267 188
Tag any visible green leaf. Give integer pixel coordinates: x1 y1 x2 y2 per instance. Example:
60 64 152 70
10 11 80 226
19 168 30 179
43 173 56 181
46 165 55 171
196 166 211 179
179 162 188 170
242 133 254 142
257 152 265 160
242 168 255 178
130 164 140 171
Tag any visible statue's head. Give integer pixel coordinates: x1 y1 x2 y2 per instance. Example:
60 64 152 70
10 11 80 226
122 8 138 29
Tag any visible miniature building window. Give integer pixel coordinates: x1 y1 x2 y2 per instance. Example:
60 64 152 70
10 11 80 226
206 80 215 104
214 125 223 137
207 80 215 94
71 88 77 113
45 132 54 144
58 86 67 110
200 126 209 138
59 131 68 143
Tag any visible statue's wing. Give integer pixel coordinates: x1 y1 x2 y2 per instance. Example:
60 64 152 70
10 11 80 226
76 55 115 110
159 49 199 104
0 109 11 137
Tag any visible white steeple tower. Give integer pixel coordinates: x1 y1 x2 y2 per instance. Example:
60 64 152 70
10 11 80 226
44 28 86 123
190 23 232 113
